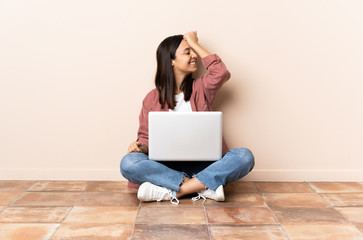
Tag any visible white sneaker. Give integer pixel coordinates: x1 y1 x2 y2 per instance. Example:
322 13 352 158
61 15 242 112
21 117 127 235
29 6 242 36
137 182 179 205
192 185 225 202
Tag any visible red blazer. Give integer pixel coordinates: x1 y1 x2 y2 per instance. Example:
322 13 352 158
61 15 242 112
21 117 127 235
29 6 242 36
136 54 231 155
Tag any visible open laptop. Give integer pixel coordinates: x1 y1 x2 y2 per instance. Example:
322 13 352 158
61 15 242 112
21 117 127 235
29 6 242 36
148 112 222 161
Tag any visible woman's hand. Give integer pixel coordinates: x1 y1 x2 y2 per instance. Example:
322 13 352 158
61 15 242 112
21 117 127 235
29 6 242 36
183 31 199 47
183 31 211 58
128 141 148 154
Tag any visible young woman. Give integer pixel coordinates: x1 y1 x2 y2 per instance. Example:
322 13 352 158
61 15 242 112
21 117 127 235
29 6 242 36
120 31 254 204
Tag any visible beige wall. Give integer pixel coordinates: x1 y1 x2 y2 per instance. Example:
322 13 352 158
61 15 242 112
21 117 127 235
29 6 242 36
1 0 362 181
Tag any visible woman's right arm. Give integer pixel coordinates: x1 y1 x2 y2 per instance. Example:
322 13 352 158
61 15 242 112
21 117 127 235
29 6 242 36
128 97 150 154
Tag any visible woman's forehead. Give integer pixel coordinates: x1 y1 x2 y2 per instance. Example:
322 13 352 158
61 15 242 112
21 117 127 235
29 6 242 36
176 39 191 53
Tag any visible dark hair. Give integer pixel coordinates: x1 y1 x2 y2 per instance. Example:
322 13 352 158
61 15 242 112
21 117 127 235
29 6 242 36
155 35 194 110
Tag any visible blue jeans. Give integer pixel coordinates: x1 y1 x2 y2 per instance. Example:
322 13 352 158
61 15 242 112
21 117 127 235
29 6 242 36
120 148 254 191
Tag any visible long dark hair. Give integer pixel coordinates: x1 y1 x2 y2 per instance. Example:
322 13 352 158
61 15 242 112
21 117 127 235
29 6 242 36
155 35 194 110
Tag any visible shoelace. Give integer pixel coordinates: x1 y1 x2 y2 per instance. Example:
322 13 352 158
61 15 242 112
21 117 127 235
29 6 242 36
170 196 180 205
156 190 180 205
192 193 207 203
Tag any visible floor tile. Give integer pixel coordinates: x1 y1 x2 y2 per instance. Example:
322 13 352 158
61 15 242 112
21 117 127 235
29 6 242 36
271 207 347 224
210 225 288 240
133 224 210 239
77 192 139 207
140 198 203 208
262 193 330 208
0 207 70 223
309 182 363 193
255 182 314 193
224 181 258 193
335 207 363 225
28 181 89 192
282 224 363 240
0 192 23 206
2 180 362 239
0 223 59 240
136 207 206 224
11 192 82 207
52 223 133 240
63 206 138 224
86 181 138 193
0 181 36 192
206 207 277 224
322 193 363 207
205 193 266 207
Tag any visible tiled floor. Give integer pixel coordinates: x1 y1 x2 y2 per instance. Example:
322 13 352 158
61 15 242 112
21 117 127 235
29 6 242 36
0 181 363 240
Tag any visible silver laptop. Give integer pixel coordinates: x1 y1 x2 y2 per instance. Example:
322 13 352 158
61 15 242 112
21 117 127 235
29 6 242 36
148 112 222 161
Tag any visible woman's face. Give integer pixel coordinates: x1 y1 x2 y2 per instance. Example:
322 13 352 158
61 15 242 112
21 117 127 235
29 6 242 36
172 39 198 74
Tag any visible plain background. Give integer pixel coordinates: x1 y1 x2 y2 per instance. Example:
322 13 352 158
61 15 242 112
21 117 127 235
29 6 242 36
1 0 362 181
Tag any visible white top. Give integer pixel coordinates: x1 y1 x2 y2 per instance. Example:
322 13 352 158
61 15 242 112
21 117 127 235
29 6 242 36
169 92 192 112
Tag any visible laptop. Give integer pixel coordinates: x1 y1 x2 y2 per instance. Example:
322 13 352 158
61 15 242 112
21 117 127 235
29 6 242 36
148 111 222 161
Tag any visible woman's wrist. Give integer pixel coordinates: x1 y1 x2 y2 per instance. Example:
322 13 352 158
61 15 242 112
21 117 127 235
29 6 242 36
191 43 211 59
141 144 148 154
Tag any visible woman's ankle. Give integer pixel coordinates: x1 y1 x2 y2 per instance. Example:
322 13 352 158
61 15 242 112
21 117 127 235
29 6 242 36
182 176 191 183
176 178 207 198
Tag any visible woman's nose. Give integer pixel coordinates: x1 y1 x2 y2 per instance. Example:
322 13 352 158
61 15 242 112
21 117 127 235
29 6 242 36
191 50 197 58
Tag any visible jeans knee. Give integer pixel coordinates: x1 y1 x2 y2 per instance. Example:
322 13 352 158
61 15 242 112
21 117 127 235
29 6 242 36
120 152 143 178
120 155 129 178
233 148 255 171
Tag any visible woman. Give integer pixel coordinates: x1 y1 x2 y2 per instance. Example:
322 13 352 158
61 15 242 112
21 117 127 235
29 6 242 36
120 31 254 205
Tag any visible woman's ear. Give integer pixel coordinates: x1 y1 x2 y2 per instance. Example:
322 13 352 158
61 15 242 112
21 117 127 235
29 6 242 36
171 60 175 67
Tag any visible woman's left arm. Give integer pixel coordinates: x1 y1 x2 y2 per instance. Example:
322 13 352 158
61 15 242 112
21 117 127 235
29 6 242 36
185 31 231 105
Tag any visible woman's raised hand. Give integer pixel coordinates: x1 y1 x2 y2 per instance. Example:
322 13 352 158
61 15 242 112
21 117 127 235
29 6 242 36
183 31 199 47
183 31 211 58
127 141 148 154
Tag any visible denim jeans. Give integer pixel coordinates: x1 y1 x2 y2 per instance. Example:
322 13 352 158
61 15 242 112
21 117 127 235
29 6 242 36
120 148 255 191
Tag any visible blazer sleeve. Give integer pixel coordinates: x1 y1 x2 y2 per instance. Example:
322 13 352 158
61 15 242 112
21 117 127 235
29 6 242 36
199 54 231 104
136 97 149 149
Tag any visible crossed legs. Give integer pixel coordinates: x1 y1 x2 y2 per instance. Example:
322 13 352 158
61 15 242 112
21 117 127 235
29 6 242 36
120 148 255 198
